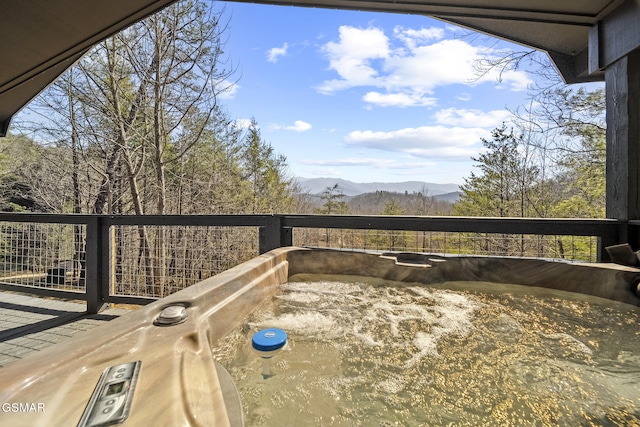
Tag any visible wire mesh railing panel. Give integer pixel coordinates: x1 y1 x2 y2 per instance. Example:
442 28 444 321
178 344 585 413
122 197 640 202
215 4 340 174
0 221 86 291
293 228 598 262
0 215 615 307
110 225 260 298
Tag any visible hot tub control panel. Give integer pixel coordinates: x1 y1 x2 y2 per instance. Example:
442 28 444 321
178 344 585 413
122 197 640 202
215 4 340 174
77 361 141 427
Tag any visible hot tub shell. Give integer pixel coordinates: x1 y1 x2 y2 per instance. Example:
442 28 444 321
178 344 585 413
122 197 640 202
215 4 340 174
1 247 639 426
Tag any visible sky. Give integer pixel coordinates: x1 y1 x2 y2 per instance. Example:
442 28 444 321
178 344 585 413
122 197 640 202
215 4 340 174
17 2 589 187
217 2 551 185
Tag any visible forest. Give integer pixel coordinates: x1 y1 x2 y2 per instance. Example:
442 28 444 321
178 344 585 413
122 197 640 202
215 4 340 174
0 0 606 294
300 49 606 260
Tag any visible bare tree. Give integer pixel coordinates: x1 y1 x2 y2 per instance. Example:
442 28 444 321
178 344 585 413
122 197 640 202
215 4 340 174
10 0 304 296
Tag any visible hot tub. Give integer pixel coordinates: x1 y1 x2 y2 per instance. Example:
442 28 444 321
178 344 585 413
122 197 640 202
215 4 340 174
1 247 639 426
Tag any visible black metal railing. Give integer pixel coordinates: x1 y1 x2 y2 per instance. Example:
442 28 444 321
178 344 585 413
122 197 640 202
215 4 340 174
0 213 628 313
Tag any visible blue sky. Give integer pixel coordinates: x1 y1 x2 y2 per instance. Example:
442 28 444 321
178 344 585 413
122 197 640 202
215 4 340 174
219 2 550 185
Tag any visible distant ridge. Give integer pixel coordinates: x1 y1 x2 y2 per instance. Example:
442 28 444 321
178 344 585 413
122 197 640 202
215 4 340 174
295 177 460 197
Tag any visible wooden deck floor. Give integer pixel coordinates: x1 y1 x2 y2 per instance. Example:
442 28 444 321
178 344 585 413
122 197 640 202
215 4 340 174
0 291 134 368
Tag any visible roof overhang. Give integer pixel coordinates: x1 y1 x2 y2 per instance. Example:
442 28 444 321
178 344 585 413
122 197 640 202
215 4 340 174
0 0 178 137
226 0 626 84
1 0 637 136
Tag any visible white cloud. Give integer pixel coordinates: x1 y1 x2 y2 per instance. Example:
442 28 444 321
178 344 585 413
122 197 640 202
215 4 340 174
363 91 437 108
317 26 390 94
434 108 511 128
492 69 533 92
345 125 490 160
393 26 445 48
302 158 392 167
382 39 484 90
317 25 533 101
301 157 437 169
290 120 312 131
304 167 343 177
271 120 312 132
267 43 289 63
217 81 239 100
210 78 239 100
235 118 253 129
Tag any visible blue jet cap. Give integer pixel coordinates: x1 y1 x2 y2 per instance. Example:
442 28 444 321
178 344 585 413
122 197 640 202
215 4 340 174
252 328 287 352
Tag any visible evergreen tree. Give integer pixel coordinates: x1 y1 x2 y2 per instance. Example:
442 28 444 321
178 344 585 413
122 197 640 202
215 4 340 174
550 89 606 218
240 119 295 213
380 199 405 249
454 126 540 218
382 199 404 215
316 184 349 214
0 134 51 212
454 126 543 256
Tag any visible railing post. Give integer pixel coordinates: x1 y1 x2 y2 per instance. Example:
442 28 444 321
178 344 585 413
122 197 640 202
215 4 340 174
597 220 629 262
85 216 108 314
281 225 293 247
259 215 290 254
103 218 115 305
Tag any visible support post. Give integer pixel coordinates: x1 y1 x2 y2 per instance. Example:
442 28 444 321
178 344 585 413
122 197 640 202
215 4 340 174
605 49 640 251
281 226 293 248
259 215 290 254
102 218 114 305
85 216 108 314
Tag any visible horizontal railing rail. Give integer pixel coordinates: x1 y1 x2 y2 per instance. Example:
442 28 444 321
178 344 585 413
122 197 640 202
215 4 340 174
0 213 630 313
281 215 622 235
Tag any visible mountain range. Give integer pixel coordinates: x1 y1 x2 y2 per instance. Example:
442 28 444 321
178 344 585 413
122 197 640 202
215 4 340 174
295 177 461 197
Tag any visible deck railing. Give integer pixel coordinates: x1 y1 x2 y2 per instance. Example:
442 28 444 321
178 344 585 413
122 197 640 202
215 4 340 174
0 213 628 313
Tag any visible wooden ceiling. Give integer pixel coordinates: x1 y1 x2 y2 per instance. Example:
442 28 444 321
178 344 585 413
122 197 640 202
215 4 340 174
0 0 631 135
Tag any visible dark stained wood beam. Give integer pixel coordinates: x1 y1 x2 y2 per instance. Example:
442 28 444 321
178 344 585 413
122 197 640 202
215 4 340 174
549 48 603 84
589 0 640 73
605 49 640 246
0 119 9 138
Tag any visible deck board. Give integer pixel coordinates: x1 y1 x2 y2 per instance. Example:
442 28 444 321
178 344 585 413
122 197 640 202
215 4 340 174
0 291 134 367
